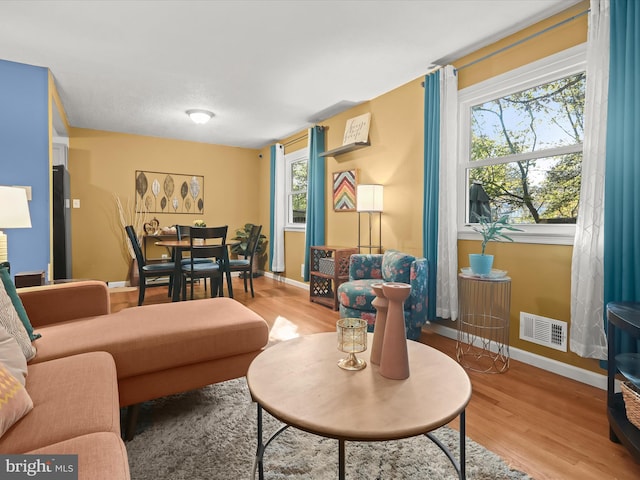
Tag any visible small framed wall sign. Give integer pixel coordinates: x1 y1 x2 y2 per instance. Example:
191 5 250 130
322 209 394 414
333 169 357 212
342 113 371 145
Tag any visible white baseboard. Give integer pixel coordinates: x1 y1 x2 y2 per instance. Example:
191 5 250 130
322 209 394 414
426 322 608 391
108 281 127 288
263 271 308 290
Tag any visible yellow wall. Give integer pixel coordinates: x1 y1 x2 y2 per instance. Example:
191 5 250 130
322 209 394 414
68 128 260 282
260 2 596 372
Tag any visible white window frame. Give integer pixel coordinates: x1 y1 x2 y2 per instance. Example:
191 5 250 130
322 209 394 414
284 148 308 232
457 43 587 246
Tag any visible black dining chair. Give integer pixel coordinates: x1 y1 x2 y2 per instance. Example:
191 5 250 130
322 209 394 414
228 224 262 298
181 226 233 300
125 225 175 306
175 225 216 292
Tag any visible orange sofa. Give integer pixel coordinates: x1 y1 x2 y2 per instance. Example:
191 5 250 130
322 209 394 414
1 281 269 479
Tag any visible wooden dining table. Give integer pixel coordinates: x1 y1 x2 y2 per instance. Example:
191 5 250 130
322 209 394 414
155 239 236 302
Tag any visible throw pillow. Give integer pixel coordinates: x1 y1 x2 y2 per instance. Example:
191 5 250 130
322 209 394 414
0 280 36 361
381 250 415 285
0 324 27 386
0 267 40 340
0 361 33 438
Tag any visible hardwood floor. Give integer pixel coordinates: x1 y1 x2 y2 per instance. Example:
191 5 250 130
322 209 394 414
110 275 639 479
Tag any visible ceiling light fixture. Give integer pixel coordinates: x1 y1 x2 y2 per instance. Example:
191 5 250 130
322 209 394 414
186 109 214 125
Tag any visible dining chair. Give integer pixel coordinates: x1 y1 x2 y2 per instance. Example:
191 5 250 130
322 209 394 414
175 225 216 292
228 224 262 298
181 226 233 300
125 225 175 306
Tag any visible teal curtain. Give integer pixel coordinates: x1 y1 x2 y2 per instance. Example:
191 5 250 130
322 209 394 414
303 126 326 281
604 0 640 353
423 70 440 321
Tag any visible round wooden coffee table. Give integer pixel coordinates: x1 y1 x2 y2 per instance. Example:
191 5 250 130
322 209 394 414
246 332 472 479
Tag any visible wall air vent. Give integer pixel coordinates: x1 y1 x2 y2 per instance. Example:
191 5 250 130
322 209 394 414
519 312 567 352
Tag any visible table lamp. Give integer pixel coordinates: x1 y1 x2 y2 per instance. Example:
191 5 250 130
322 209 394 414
0 186 32 263
357 184 383 254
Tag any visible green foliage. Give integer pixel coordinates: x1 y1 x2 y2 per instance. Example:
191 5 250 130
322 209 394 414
469 72 585 224
231 224 267 256
471 214 523 255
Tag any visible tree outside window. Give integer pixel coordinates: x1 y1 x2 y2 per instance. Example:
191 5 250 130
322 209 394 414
287 157 308 225
467 71 585 225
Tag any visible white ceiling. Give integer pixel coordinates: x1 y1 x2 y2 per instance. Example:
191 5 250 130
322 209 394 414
0 0 581 149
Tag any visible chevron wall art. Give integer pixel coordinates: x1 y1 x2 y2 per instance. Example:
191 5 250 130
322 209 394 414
332 169 358 212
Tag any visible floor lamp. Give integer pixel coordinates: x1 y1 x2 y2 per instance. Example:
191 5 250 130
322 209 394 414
357 184 383 253
0 186 32 263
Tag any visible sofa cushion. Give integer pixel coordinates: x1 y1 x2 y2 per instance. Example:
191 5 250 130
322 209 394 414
381 250 415 284
0 278 35 361
30 298 269 381
28 432 130 480
0 362 33 438
0 267 40 341
0 351 120 453
0 325 27 385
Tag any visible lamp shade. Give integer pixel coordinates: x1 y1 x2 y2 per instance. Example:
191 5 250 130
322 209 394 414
0 186 31 228
357 184 384 212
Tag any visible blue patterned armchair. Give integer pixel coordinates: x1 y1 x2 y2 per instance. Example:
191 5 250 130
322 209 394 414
337 250 428 341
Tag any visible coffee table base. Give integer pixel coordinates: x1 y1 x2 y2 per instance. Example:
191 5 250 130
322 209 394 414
253 404 466 480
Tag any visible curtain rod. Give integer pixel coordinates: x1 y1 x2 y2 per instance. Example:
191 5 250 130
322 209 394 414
456 9 589 72
283 134 308 147
421 8 589 86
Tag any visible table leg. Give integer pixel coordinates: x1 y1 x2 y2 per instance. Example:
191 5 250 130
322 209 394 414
460 410 466 480
338 439 346 480
172 248 182 302
255 404 264 480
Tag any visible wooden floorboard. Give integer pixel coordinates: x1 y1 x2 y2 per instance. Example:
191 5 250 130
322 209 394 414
110 276 640 479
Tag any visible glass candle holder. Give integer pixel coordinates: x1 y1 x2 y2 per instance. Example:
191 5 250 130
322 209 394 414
336 318 368 370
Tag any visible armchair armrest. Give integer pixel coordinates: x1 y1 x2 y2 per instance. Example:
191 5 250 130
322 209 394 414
349 254 383 281
408 258 429 327
17 281 111 328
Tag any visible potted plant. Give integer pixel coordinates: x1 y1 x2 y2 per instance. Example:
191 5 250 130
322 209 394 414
231 224 268 276
192 220 206 244
469 214 522 275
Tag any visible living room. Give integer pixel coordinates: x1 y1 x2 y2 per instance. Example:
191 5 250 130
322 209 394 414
2 0 602 378
1 0 639 478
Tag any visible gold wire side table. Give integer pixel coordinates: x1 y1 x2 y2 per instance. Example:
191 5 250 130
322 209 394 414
456 273 511 373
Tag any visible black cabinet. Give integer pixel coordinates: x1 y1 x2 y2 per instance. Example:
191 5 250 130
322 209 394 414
607 302 640 462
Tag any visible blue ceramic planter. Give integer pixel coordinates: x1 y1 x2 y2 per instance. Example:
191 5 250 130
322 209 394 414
469 254 494 276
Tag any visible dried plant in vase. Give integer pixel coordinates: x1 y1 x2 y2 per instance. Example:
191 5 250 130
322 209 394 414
114 194 148 261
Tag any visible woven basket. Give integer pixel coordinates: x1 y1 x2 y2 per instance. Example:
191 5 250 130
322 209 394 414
318 258 335 276
621 381 640 430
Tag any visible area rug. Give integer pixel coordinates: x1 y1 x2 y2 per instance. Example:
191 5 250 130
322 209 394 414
126 378 531 480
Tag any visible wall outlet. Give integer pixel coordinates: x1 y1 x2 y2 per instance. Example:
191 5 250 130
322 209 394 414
301 264 305 278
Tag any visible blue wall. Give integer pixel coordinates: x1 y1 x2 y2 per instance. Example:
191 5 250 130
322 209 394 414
0 60 50 278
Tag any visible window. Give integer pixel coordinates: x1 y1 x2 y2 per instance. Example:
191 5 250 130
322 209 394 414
458 44 586 244
285 149 308 230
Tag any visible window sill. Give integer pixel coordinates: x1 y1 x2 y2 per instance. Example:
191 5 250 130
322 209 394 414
458 225 575 246
285 225 306 233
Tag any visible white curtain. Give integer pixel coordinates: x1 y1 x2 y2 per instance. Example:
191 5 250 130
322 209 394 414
436 65 459 320
271 143 286 272
570 0 609 359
